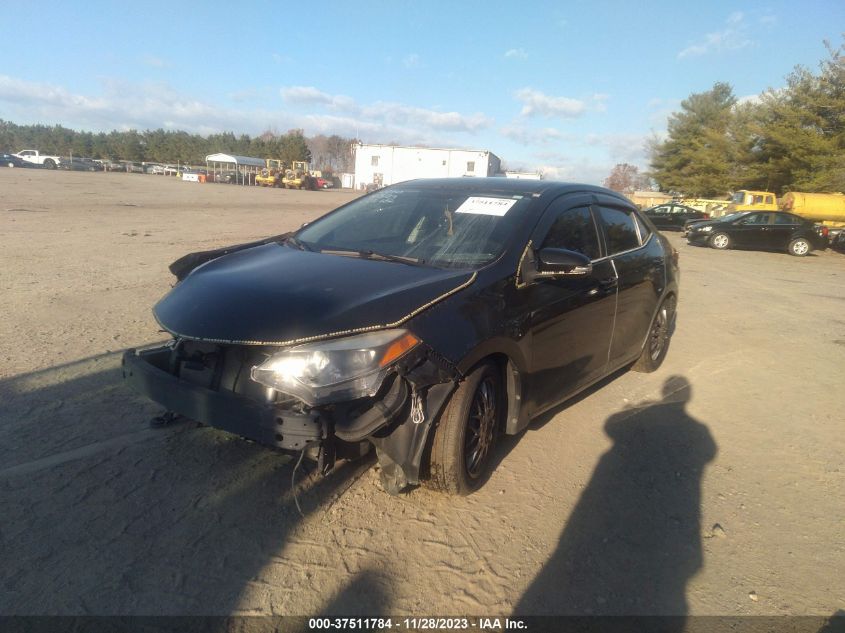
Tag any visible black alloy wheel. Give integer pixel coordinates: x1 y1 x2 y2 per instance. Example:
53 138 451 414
427 363 501 495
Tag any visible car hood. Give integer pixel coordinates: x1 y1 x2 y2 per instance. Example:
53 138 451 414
686 218 721 228
154 242 474 345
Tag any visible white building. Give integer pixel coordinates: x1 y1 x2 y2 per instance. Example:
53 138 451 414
504 171 543 180
353 143 502 189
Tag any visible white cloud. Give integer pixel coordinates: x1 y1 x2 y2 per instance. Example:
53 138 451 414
591 93 609 113
280 86 355 110
280 85 492 133
678 12 753 59
504 48 528 60
514 88 587 118
0 74 493 145
585 132 651 164
500 124 565 146
403 53 421 68
141 55 171 68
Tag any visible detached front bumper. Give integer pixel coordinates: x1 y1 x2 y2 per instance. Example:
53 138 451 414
122 346 323 451
123 341 459 494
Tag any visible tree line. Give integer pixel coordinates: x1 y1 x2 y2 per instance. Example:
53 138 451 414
647 39 844 197
605 39 843 198
0 122 358 172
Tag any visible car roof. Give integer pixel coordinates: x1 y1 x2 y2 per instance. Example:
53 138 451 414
392 177 628 200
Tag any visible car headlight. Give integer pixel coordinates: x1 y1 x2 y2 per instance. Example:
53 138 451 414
251 329 420 406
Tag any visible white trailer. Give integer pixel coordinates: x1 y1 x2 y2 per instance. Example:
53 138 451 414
353 144 501 190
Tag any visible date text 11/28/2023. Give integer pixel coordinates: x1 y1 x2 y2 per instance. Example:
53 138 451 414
308 617 527 630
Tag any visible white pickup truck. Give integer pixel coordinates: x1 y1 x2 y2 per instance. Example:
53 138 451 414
14 149 63 169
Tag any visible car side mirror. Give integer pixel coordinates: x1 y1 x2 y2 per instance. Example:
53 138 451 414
535 248 592 278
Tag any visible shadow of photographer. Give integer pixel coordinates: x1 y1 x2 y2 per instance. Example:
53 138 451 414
515 376 717 618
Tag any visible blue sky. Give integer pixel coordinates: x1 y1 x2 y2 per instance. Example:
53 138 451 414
1 0 842 183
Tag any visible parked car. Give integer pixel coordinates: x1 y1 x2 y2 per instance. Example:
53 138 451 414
315 176 334 189
682 212 743 236
121 161 145 173
2 153 29 168
123 179 679 496
643 203 709 231
686 211 829 256
145 164 166 175
57 157 101 171
95 159 124 171
212 170 239 184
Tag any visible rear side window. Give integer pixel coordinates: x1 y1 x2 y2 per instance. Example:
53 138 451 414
598 207 640 255
773 213 801 225
541 207 600 260
633 212 652 242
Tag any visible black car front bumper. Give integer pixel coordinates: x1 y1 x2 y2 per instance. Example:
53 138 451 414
123 342 457 493
122 347 323 451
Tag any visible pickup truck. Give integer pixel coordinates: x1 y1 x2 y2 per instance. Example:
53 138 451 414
14 150 63 169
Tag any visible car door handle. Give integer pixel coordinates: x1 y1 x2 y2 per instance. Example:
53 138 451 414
599 277 618 290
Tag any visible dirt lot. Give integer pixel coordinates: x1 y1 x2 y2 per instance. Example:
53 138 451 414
1 169 843 618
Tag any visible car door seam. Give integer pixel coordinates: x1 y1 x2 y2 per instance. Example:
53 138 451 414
605 258 620 368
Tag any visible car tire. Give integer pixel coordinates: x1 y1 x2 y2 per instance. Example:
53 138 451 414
427 362 501 495
709 232 730 250
44 159 56 170
632 295 676 373
788 237 811 257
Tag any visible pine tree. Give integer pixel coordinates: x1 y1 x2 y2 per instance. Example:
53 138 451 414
649 82 737 197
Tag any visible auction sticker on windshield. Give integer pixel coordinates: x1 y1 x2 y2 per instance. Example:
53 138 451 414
454 197 518 216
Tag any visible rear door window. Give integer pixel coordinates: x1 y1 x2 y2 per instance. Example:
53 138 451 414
597 206 640 255
773 213 801 225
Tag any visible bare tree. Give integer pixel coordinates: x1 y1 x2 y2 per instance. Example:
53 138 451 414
604 163 650 193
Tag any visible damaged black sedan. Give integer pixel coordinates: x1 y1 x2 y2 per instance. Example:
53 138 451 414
123 179 679 495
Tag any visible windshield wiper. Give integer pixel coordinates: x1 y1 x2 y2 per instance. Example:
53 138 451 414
284 236 314 251
319 248 426 266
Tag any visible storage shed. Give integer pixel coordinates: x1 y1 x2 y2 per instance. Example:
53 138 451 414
205 153 265 185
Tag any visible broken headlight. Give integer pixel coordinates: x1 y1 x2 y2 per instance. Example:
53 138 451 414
250 329 420 406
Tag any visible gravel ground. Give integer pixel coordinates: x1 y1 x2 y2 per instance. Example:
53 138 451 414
1 169 843 618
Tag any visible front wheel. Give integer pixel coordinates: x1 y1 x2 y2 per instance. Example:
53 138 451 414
427 363 501 495
633 295 676 373
788 237 811 257
710 232 730 250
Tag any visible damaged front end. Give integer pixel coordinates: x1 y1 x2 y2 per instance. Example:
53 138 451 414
122 331 459 494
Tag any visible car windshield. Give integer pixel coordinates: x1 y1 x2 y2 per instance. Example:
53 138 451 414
731 192 746 204
719 212 748 222
295 186 533 268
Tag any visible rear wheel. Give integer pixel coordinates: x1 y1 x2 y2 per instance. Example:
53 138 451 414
710 232 730 250
427 363 501 495
633 295 676 373
788 237 811 257
44 159 56 170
